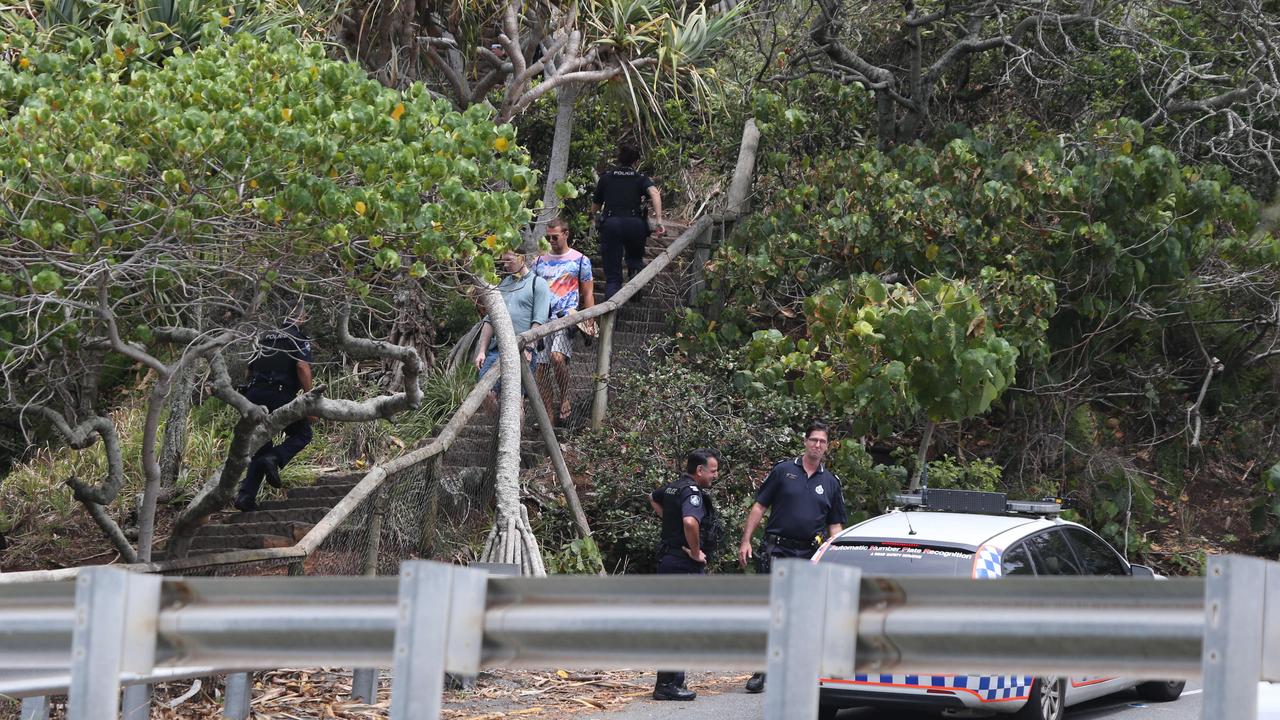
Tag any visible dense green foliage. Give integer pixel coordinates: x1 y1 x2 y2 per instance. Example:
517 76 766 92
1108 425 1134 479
662 78 1280 565
743 275 1018 436
1 29 534 373
2 0 336 61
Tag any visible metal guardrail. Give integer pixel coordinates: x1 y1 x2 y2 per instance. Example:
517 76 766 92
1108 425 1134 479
4 555 1278 719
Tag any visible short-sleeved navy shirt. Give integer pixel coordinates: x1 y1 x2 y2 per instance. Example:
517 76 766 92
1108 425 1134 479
593 167 654 218
755 457 847 541
650 479 706 524
249 324 312 393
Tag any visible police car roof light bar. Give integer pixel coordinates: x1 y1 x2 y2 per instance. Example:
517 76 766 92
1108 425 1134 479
892 490 1063 516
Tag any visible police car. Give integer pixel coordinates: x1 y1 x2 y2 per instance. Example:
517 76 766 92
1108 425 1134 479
812 489 1186 720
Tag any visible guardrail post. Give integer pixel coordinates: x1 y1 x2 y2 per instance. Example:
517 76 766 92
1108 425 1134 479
122 684 151 720
590 313 616 431
351 668 378 704
223 673 251 720
763 560 861 720
20 696 50 720
390 561 488 720
1202 554 1270 720
1265 557 1280 686
67 568 161 720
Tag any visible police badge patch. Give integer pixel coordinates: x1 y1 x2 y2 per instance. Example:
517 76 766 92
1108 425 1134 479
690 495 701 506
815 485 825 495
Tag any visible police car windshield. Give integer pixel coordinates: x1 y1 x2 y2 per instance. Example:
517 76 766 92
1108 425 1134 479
819 541 975 577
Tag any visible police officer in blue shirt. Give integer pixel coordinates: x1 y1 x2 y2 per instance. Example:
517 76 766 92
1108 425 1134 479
648 448 722 701
736 421 846 693
234 310 315 512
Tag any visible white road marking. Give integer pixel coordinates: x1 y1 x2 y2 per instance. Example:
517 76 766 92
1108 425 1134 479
1181 689 1203 696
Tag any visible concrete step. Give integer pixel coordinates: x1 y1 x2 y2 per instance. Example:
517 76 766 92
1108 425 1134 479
276 484 357 502
254 494 347 511
194 520 314 540
312 472 367 487
188 533 295 553
228 506 332 524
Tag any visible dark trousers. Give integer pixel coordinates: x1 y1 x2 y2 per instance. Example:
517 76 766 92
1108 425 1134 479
656 550 706 688
599 216 649 299
236 387 313 503
749 539 815 687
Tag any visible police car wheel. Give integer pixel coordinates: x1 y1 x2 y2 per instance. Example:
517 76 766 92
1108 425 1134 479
1013 677 1064 720
1135 680 1186 702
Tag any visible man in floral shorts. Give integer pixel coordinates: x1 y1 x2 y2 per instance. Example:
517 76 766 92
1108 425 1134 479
532 217 596 424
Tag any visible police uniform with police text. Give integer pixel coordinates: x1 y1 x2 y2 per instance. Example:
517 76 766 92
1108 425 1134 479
234 324 314 509
753 456 846 573
593 166 654 300
650 474 719 693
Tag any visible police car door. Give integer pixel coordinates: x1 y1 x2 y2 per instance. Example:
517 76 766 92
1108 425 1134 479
1022 529 1133 706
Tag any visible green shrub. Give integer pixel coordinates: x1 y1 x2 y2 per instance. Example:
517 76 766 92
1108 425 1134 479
923 456 1002 493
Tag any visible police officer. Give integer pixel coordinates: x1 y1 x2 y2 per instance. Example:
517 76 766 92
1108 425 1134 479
234 310 315 512
736 421 846 693
648 448 723 701
592 143 665 300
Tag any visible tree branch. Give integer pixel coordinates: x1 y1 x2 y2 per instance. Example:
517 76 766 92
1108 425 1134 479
424 46 472 110
78 491 139 564
27 405 126 506
97 272 166 374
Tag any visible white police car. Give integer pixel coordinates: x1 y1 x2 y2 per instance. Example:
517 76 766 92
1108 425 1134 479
813 489 1186 720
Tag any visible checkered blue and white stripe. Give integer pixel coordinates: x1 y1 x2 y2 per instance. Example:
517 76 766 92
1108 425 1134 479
973 544 1003 579
847 674 1035 702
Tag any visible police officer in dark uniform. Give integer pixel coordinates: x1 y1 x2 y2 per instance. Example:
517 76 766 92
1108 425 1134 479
736 420 846 693
592 143 665 300
233 312 315 512
648 448 723 701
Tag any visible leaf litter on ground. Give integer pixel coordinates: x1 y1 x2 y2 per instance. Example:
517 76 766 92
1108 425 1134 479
1 668 744 719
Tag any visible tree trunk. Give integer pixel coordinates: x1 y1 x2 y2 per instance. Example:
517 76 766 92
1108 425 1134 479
135 372 173 562
386 280 436 389
478 283 546 575
908 420 937 492
339 0 425 88
528 82 581 251
158 361 196 497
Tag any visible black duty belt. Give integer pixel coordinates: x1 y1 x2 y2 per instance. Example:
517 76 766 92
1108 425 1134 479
249 381 293 394
766 533 818 551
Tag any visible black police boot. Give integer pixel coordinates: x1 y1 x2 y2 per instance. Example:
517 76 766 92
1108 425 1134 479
260 455 283 489
233 495 258 513
653 684 696 701
745 672 766 693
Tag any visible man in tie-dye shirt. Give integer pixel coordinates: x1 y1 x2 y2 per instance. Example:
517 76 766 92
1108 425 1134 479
533 217 596 424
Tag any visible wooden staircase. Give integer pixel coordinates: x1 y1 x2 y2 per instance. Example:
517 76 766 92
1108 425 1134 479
169 222 693 558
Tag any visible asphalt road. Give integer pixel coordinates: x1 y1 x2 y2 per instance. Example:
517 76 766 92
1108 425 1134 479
585 679 1204 720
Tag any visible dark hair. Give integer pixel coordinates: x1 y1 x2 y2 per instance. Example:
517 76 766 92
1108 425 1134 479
686 448 720 475
617 143 640 167
804 420 831 439
547 216 569 231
